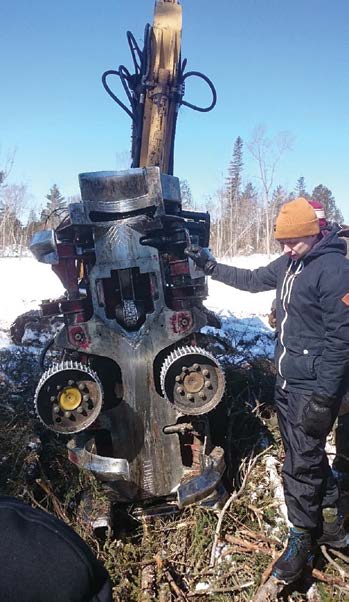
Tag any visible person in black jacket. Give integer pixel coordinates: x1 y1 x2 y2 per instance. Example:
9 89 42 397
0 497 112 602
185 197 349 584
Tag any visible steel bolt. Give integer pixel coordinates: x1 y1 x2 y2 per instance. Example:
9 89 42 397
50 396 56 402
56 385 61 391
175 375 183 383
176 386 184 395
204 380 212 389
78 383 85 391
192 363 200 371
64 411 71 418
67 379 74 386
53 405 60 414
182 366 189 373
76 407 83 414
202 369 210 377
186 394 194 401
83 394 90 402
199 392 206 400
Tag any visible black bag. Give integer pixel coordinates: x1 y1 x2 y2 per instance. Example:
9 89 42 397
0 497 112 602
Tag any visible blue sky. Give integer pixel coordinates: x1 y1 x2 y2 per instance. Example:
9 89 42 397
1 0 348 219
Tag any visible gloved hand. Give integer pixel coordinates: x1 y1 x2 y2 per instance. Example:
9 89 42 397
184 245 217 275
302 392 335 438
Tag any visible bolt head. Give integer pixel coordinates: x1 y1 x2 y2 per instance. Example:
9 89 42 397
78 383 85 391
83 394 89 402
204 380 213 389
202 369 210 377
50 396 56 402
53 405 60 414
199 392 206 400
186 394 194 401
192 363 200 371
64 411 71 418
176 386 184 395
67 379 74 386
175 375 183 383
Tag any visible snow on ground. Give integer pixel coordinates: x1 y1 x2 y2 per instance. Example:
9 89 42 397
204 255 277 357
0 254 278 352
0 257 64 348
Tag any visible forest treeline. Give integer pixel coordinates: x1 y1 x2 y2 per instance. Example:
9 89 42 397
0 130 344 256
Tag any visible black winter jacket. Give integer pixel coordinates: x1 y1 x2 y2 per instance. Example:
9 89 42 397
211 228 349 397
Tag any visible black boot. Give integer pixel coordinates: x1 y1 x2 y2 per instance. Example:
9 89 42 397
272 528 313 583
317 507 348 548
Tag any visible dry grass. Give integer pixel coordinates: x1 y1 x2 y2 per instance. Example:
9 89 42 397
0 348 349 601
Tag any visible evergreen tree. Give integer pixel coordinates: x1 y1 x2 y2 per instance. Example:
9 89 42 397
25 208 41 246
225 136 244 255
295 176 309 199
40 184 66 228
239 181 259 252
179 179 194 209
311 184 343 224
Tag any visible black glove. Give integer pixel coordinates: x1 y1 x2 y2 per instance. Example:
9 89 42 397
302 392 335 438
184 245 217 275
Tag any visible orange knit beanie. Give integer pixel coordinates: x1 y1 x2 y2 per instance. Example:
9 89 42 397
274 197 320 240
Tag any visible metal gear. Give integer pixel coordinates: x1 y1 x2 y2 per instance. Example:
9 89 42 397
34 361 103 434
160 346 225 415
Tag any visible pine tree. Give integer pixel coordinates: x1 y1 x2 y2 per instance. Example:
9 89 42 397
179 179 194 209
295 176 309 199
239 182 258 252
40 184 66 228
311 184 343 224
225 136 243 256
25 208 41 246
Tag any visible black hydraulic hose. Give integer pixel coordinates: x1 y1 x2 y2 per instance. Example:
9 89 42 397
101 70 135 120
126 30 143 74
180 71 217 112
39 337 55 372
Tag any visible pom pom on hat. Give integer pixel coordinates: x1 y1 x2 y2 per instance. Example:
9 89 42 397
308 199 327 228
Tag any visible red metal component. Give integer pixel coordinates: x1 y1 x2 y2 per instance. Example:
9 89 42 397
170 311 193 334
68 325 91 350
169 260 190 276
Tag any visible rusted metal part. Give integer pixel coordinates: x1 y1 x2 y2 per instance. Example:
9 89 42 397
31 160 225 507
177 446 225 508
67 437 130 482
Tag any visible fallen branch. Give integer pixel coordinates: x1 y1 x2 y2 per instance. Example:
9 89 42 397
163 568 188 601
320 545 349 580
225 534 271 555
329 548 349 564
209 446 272 567
35 478 68 522
312 568 349 591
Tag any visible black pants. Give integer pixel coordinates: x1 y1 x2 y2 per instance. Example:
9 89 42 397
275 385 339 530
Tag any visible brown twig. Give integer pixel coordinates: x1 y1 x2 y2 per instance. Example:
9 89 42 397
312 568 349 591
35 478 68 522
320 545 349 580
163 568 188 601
225 534 271 555
209 446 272 567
